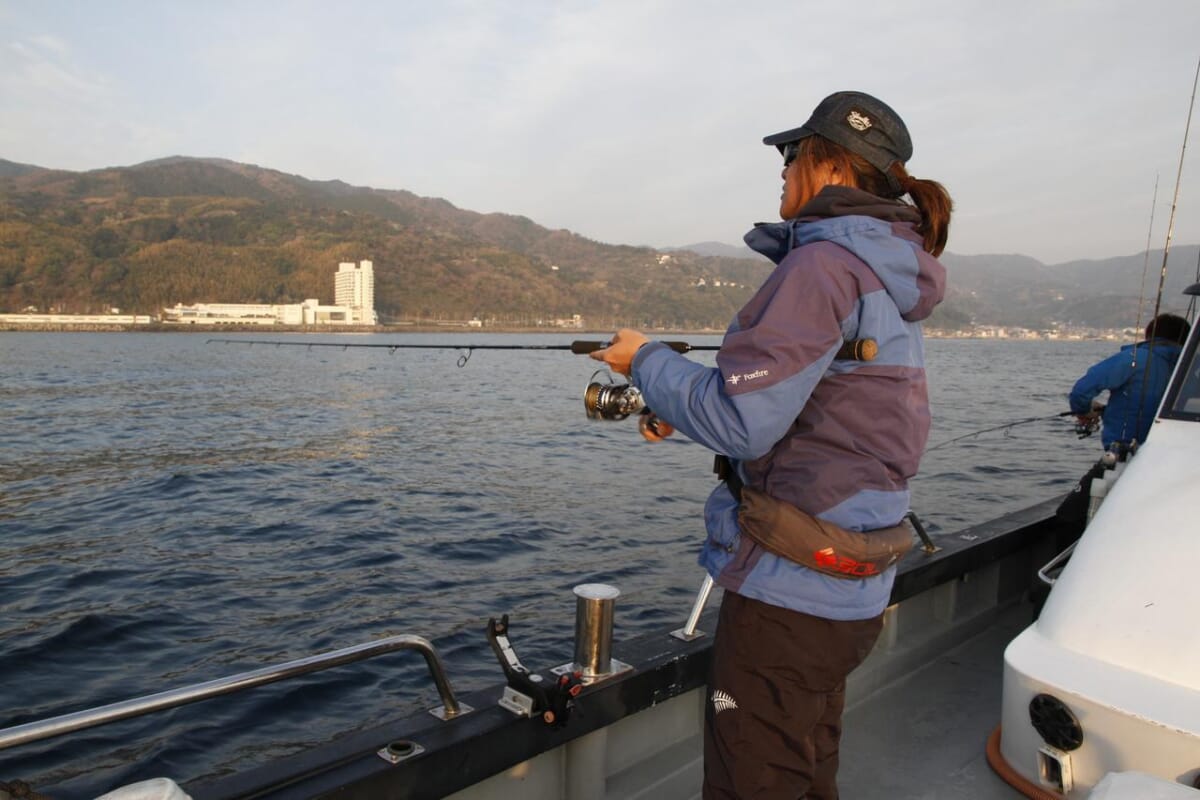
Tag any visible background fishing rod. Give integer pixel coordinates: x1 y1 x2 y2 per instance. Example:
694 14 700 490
1129 56 1199 439
925 411 1088 452
208 337 878 366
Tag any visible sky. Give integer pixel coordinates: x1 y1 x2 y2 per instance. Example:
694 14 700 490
2 1 1199 265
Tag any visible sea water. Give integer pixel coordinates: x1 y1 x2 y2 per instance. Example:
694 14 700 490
0 331 1112 794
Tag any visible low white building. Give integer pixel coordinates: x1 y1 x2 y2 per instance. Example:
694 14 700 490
0 313 153 326
163 302 279 325
162 299 355 326
162 260 378 326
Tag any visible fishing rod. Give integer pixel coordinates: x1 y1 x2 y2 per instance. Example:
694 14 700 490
210 334 877 427
925 411 1083 452
1133 174 1159 342
1148 56 1198 329
1131 56 1199 437
209 337 603 367
207 337 877 367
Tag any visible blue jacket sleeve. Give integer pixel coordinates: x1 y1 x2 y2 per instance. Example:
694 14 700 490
630 259 847 459
630 343 757 457
1069 350 1135 413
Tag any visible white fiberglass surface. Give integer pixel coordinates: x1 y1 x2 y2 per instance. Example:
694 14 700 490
1166 335 1200 416
1035 419 1200 691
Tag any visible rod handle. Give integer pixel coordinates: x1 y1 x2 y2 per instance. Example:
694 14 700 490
571 338 876 360
570 340 691 354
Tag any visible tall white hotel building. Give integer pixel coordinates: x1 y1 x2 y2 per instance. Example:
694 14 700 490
335 260 377 325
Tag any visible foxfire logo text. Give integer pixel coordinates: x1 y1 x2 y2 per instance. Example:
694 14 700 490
726 369 769 386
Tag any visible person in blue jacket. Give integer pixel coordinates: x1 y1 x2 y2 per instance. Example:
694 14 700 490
592 91 951 800
1069 313 1190 450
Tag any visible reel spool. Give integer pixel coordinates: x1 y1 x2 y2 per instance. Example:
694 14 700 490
584 370 646 420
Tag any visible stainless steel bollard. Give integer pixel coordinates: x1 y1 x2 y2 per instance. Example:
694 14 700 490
572 583 620 678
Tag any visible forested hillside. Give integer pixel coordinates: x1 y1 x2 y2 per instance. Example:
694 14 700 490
0 157 770 330
2 156 1196 331
939 247 1200 330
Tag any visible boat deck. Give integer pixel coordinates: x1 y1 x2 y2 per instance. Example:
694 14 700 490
838 601 1031 800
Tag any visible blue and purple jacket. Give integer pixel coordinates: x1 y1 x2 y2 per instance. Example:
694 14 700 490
631 186 947 620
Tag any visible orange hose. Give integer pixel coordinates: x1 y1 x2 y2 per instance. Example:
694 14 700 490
985 725 1064 800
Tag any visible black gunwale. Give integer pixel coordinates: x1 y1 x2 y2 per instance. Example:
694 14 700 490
190 496 1067 800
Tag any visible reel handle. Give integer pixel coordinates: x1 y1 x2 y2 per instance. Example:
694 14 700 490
571 338 878 361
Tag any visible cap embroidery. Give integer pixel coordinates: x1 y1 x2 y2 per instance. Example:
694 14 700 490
846 110 872 132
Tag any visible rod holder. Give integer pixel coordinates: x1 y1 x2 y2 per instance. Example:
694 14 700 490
572 583 619 678
671 574 715 641
907 510 940 555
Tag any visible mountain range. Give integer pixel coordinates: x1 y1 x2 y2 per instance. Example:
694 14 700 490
1 156 1196 331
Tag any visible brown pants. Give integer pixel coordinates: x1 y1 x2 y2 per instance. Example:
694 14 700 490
703 591 884 800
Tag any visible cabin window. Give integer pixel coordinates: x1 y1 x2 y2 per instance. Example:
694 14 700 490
1163 328 1200 420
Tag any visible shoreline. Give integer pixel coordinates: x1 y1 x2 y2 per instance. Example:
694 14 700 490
0 321 730 336
0 323 1119 341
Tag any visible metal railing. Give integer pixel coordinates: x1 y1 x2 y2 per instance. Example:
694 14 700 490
1037 540 1078 587
0 634 468 751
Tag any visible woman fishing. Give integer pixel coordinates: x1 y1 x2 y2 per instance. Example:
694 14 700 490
592 91 952 799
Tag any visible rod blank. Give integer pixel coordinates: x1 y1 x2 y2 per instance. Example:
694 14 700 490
209 337 878 361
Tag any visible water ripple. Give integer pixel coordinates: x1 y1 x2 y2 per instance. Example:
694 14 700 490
0 332 1108 796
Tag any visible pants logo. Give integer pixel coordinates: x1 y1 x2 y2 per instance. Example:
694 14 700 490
712 689 738 714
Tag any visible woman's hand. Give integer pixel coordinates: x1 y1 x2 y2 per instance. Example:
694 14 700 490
589 328 649 377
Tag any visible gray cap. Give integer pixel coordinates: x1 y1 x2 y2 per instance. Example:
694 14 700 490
763 91 912 192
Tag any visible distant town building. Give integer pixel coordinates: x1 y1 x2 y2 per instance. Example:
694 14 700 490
0 312 152 326
335 260 377 325
552 314 583 329
161 260 378 326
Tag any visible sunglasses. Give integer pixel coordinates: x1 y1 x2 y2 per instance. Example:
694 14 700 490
782 141 800 167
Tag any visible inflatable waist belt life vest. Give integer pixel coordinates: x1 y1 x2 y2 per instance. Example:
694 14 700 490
736 486 914 579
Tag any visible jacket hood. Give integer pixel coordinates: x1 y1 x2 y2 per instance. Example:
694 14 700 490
744 186 946 321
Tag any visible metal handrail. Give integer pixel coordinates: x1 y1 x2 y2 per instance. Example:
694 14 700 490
0 633 466 751
1037 540 1078 587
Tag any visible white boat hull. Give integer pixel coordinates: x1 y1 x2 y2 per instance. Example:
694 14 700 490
1001 624 1200 797
998 372 1200 796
